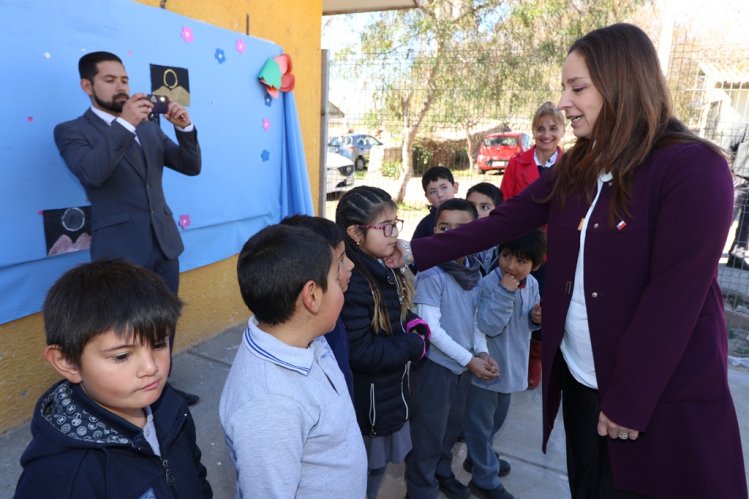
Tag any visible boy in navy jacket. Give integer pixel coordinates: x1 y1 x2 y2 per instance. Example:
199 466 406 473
14 260 211 499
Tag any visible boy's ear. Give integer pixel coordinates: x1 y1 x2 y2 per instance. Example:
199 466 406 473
43 345 83 383
532 263 542 272
299 280 322 315
345 225 363 246
452 182 459 193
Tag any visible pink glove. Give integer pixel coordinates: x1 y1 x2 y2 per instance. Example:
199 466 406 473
406 317 431 358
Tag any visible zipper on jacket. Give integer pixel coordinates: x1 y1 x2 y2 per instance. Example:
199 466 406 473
401 362 411 421
368 383 377 437
565 281 572 295
161 458 175 485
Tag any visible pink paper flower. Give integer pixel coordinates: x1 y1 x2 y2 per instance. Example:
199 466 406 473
179 214 191 229
236 39 246 54
262 118 270 132
181 26 194 43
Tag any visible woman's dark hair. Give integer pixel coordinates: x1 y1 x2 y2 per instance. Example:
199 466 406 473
43 260 182 366
548 23 723 224
335 186 411 335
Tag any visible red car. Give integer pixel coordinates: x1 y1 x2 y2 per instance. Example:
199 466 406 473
477 132 532 173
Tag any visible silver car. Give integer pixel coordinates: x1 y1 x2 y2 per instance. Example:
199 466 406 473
325 151 355 195
328 134 383 170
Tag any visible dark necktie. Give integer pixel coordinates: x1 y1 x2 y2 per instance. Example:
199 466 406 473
128 137 147 178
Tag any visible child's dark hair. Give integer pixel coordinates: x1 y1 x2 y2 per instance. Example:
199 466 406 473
467 182 504 207
335 186 412 335
237 224 331 325
78 51 122 81
43 260 183 366
435 198 478 221
280 214 344 248
421 165 455 192
499 229 547 268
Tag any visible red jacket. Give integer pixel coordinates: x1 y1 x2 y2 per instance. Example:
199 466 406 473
500 146 563 200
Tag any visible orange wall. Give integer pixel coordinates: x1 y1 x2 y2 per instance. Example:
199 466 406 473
0 0 322 432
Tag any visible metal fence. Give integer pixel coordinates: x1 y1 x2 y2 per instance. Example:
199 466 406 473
324 24 749 358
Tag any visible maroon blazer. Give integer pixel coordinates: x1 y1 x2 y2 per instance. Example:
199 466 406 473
412 141 747 498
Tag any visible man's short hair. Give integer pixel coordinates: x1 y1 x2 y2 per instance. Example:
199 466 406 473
435 198 478 221
280 214 344 249
421 165 455 192
237 225 332 325
78 51 123 81
43 260 182 366
499 229 547 268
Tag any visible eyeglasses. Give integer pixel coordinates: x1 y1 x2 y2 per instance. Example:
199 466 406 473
355 219 403 237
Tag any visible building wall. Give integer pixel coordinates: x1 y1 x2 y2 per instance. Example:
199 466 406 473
0 0 322 432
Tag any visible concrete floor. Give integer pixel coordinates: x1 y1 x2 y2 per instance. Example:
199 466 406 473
2 323 748 498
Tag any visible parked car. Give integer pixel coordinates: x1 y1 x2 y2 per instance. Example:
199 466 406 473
328 133 383 170
476 132 532 173
325 151 355 195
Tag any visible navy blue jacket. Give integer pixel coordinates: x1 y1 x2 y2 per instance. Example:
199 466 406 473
14 381 212 499
324 316 354 398
341 251 425 437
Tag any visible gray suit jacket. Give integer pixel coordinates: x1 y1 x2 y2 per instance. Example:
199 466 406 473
54 109 201 264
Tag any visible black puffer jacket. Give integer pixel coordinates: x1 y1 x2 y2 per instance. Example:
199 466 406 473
342 251 426 437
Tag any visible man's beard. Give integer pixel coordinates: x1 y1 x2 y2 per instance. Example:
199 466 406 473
93 91 128 114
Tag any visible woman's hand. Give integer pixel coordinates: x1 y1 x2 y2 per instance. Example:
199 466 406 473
384 239 412 268
597 411 639 441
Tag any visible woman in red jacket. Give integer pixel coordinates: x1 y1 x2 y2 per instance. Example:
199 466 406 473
501 101 565 200
501 102 565 389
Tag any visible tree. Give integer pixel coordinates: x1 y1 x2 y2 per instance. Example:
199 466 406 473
339 0 644 202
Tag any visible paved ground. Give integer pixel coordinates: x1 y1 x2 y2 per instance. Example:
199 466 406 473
2 322 748 498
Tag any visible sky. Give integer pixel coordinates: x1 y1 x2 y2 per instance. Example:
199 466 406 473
322 0 749 52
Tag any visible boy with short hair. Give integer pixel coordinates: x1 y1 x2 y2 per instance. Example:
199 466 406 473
465 230 546 499
219 225 367 498
14 260 212 499
406 199 499 499
280 214 356 397
412 165 459 240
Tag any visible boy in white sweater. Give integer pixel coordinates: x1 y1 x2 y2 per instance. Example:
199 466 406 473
219 225 367 498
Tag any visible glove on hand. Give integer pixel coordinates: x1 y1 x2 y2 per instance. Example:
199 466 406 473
406 317 431 358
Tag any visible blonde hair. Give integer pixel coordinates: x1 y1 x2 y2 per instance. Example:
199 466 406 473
532 101 564 129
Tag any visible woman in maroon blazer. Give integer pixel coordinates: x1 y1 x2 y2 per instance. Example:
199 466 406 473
390 24 747 498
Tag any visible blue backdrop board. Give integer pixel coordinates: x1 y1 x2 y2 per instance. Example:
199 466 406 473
0 0 313 324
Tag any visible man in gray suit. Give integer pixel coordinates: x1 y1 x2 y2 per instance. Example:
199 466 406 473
54 51 201 404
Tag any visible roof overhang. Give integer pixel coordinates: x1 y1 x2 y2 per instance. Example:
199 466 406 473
323 0 419 15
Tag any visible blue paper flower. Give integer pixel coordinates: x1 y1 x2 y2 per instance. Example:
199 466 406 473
261 150 270 162
264 94 273 107
214 48 226 64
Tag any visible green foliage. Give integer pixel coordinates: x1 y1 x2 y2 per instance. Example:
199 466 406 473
382 160 403 177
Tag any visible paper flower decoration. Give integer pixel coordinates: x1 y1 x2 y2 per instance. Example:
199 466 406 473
264 94 273 107
261 150 270 162
235 39 246 54
262 118 270 132
179 214 191 229
258 53 295 98
214 48 226 64
181 26 194 43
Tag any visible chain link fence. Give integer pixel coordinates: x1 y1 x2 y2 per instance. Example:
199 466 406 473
324 24 749 359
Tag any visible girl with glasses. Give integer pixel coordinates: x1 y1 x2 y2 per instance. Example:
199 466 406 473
336 186 431 498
